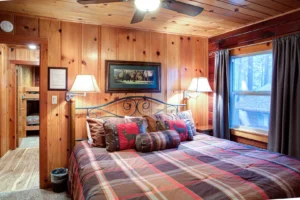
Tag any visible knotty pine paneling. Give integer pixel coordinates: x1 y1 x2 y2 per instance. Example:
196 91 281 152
15 15 39 37
0 12 209 186
150 32 167 113
166 34 181 110
100 26 118 116
39 19 64 172
0 44 9 157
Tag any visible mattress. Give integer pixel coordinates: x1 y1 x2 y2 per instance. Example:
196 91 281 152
26 114 39 125
68 134 300 200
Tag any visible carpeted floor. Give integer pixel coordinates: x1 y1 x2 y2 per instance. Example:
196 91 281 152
0 188 70 200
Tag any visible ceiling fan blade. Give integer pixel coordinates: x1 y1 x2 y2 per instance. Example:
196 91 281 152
161 0 204 16
130 10 147 24
77 0 127 4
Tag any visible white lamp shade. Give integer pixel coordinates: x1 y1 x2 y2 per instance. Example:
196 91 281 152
188 77 212 92
70 75 100 93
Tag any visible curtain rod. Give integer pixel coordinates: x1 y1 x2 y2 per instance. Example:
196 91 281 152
228 40 272 51
209 40 272 57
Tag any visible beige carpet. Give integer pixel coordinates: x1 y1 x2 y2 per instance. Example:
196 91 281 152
0 188 70 200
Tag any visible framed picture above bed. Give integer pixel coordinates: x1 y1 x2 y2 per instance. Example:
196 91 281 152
105 60 161 93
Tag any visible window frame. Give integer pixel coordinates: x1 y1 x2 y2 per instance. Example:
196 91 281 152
229 50 273 132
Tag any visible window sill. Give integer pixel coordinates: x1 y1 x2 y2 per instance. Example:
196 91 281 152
231 128 268 143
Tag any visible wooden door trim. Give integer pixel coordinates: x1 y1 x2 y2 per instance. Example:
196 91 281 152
10 60 40 149
9 63 17 150
10 60 39 66
0 34 48 189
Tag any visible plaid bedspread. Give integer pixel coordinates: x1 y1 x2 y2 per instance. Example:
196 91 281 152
68 134 300 200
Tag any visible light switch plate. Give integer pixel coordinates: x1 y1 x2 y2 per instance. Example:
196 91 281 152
52 96 58 104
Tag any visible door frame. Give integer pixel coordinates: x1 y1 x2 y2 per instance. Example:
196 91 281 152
0 34 48 189
10 60 40 149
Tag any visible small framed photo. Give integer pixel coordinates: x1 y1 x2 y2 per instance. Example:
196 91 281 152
48 67 68 91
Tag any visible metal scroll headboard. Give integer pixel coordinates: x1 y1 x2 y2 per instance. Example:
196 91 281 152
75 96 186 118
69 96 186 153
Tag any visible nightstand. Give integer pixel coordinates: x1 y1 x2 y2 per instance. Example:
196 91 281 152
196 125 213 136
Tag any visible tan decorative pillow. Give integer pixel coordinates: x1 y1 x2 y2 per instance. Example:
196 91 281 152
86 117 126 147
86 118 106 147
144 115 158 132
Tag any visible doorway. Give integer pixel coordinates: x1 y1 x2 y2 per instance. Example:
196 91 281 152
0 44 40 192
0 35 48 189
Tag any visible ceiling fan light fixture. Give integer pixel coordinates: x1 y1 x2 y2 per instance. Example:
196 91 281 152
134 0 160 12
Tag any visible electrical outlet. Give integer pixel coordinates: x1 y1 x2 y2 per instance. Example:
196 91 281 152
52 96 58 105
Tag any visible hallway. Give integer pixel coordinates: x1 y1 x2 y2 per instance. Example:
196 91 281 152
0 137 39 192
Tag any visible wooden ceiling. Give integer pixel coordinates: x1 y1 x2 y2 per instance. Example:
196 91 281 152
0 0 300 37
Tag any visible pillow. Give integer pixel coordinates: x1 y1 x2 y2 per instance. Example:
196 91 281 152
86 121 93 145
177 110 197 136
164 120 193 141
154 113 179 121
143 115 158 132
124 116 148 133
144 113 179 132
135 130 181 153
104 121 145 152
86 117 126 147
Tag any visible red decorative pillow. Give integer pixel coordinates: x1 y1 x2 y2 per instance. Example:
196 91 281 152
104 121 145 152
164 120 193 142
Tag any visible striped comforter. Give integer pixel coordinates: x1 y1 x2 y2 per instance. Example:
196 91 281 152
68 134 300 200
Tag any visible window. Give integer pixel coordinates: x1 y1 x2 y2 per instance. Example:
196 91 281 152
230 51 273 132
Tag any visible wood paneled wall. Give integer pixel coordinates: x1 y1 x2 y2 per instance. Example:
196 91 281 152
0 44 9 157
208 9 300 126
0 12 208 186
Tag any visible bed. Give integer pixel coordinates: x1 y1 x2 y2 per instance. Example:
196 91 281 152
68 133 300 200
22 87 40 132
68 96 300 200
26 113 39 125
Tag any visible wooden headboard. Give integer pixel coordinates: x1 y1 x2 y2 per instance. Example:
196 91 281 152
69 96 186 153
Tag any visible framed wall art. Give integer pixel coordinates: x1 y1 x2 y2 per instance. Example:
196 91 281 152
48 67 68 91
105 60 161 93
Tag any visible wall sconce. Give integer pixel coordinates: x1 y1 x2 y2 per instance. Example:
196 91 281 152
183 77 212 99
67 74 100 155
66 75 100 101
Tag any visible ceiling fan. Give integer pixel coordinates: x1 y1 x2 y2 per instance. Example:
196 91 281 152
77 0 204 24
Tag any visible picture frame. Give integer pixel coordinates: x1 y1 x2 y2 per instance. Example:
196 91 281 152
48 67 68 91
105 60 161 93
